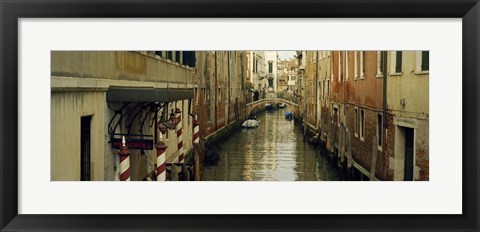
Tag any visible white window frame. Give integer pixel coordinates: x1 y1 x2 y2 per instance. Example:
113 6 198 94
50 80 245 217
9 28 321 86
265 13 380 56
345 51 349 81
338 104 341 127
390 51 403 76
338 51 341 82
360 51 365 79
360 109 365 141
377 113 383 151
354 51 358 80
331 51 335 81
376 51 384 78
327 80 330 98
415 51 429 74
354 107 358 137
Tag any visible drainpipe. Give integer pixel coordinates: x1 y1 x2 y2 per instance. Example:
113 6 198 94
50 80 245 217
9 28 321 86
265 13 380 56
382 51 387 129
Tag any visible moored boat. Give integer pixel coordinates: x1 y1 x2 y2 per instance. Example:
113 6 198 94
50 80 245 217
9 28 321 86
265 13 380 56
242 119 260 128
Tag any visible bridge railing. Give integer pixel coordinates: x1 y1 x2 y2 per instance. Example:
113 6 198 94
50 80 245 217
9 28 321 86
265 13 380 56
249 91 299 104
276 92 299 104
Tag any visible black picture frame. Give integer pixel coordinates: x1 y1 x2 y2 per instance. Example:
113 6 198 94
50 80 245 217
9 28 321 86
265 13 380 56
1 0 479 231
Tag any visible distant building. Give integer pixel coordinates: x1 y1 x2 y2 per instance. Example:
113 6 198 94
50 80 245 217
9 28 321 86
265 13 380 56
264 51 278 96
247 51 267 93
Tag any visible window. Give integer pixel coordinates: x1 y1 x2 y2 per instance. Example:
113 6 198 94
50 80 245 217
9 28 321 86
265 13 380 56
360 51 365 79
421 51 429 71
345 51 349 80
360 109 365 140
268 62 273 73
166 51 173 60
395 51 402 73
155 51 163 57
377 51 384 76
337 105 341 127
175 51 181 63
345 105 348 129
338 51 341 82
322 80 325 99
416 51 429 73
331 51 335 81
377 113 383 148
333 107 338 123
354 107 358 137
327 80 329 98
182 51 196 68
354 51 358 79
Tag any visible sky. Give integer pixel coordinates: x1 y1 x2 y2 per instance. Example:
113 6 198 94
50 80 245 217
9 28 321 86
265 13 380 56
277 51 296 60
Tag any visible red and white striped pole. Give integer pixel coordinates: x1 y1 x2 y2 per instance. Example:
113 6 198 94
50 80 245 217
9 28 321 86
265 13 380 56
155 133 167 181
117 136 131 181
193 114 200 144
175 105 184 163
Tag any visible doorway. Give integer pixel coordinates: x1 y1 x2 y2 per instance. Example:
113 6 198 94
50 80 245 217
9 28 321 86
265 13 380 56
403 127 414 181
80 116 92 181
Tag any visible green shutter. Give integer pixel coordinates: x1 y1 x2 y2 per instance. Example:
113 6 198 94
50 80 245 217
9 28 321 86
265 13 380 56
421 51 429 71
396 51 402 73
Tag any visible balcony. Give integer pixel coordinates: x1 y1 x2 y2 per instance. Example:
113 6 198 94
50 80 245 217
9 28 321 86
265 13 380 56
51 51 194 84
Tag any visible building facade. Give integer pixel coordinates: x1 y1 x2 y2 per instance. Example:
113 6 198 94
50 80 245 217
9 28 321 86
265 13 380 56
299 50 429 181
264 51 278 96
51 51 248 181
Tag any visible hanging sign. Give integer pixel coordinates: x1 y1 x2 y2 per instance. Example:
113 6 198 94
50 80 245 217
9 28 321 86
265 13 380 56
111 138 154 150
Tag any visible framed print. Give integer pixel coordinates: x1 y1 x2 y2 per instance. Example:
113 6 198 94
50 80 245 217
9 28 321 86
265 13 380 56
1 0 479 231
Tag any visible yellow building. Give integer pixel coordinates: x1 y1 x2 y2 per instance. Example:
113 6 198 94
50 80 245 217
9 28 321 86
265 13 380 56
51 51 196 181
386 51 429 181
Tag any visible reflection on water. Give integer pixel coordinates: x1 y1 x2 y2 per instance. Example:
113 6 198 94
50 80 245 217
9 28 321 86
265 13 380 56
203 108 339 181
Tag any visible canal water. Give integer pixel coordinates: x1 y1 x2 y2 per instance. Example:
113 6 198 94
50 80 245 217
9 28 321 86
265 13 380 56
203 108 339 181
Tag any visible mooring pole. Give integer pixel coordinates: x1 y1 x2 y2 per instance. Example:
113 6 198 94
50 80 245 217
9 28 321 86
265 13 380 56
155 133 167 181
175 103 184 163
117 136 131 181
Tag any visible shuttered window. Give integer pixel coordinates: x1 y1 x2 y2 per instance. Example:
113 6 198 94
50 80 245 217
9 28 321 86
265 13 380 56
395 51 402 73
421 51 429 71
175 51 181 63
166 51 173 60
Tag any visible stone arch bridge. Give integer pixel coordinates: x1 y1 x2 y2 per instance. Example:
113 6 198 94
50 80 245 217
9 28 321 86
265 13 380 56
246 98 299 117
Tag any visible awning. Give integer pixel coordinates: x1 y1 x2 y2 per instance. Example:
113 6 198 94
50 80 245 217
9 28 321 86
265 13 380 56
107 87 194 102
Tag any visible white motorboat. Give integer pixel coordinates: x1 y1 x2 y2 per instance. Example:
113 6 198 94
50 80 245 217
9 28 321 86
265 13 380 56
242 119 260 128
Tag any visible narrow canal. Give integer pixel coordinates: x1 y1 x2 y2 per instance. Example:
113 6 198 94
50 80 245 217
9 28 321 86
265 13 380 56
203 108 340 181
